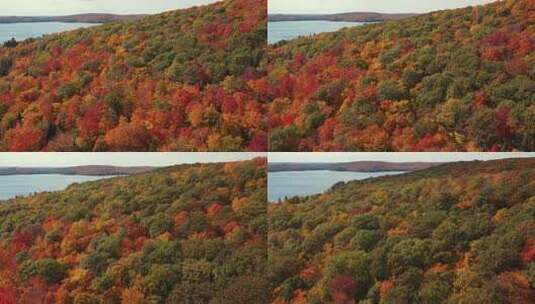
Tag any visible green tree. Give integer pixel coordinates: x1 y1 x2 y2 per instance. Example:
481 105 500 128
21 258 68 284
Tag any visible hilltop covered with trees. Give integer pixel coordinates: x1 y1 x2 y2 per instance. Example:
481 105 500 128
0 158 267 303
269 158 535 303
0 0 267 151
266 0 535 151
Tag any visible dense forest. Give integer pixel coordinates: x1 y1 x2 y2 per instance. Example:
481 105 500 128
0 0 267 151
269 158 535 303
266 0 535 151
0 158 267 303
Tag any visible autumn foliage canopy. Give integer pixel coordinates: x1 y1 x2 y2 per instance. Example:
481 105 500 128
266 0 535 151
0 158 268 303
269 158 535 303
0 0 267 151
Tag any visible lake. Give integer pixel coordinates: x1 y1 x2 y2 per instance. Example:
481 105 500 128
0 22 99 43
0 174 117 201
268 170 405 202
268 20 368 44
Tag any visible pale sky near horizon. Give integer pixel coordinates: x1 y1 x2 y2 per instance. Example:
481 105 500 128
0 153 265 167
0 0 220 16
1 153 533 167
269 0 498 14
269 153 535 163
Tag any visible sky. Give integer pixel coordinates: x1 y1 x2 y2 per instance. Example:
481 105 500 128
269 153 535 163
1 152 532 167
0 0 220 16
0 153 265 167
269 0 497 14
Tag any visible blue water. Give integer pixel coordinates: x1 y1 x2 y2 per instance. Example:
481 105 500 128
0 22 99 43
268 20 368 44
0 174 116 200
268 170 405 202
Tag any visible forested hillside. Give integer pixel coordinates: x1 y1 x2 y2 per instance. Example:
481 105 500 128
0 158 267 303
268 12 417 22
268 161 439 172
0 14 147 24
266 0 535 151
269 158 535 303
0 0 267 152
0 165 155 176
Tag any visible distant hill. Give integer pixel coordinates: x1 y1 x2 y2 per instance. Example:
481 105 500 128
269 12 418 22
0 165 156 176
0 13 148 24
269 157 535 303
268 161 441 172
